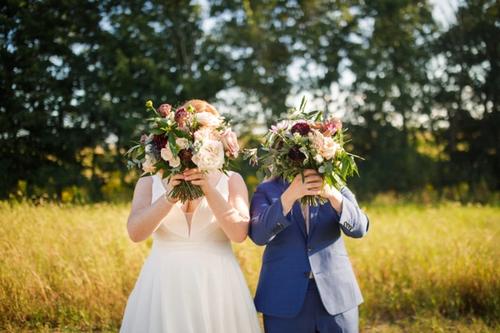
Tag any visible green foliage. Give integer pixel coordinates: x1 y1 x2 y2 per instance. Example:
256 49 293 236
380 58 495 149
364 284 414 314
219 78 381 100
0 0 498 202
1 0 225 200
247 97 360 205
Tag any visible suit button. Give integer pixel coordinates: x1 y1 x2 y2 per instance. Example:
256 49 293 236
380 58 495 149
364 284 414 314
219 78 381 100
307 247 312 252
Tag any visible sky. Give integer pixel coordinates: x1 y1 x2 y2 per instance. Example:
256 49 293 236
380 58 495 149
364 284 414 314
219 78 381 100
430 0 459 28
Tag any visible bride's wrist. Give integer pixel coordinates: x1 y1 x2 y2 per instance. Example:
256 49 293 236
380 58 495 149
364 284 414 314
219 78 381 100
163 192 177 205
201 184 216 197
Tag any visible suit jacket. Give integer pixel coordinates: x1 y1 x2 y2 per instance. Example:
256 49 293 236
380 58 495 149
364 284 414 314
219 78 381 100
249 178 369 317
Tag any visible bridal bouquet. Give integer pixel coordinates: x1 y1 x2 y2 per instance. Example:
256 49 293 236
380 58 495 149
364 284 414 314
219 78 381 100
245 98 360 206
126 100 240 202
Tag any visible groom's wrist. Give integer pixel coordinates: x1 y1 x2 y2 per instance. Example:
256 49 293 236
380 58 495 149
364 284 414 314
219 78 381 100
326 189 343 213
280 190 297 215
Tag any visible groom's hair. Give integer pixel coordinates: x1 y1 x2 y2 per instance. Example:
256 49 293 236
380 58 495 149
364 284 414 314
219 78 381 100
183 99 219 116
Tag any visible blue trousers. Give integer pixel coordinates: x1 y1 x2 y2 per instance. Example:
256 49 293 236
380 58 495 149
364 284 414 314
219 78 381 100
263 279 359 333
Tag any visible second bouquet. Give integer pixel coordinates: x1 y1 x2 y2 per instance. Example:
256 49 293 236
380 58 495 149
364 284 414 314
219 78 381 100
126 99 240 202
246 98 361 206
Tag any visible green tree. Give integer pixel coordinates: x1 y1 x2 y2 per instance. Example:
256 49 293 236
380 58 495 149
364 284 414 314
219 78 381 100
0 1 226 200
432 0 499 199
0 0 105 199
346 0 438 194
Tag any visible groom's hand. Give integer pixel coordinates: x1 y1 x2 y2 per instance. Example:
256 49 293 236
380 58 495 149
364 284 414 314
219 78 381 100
320 183 343 213
280 169 323 214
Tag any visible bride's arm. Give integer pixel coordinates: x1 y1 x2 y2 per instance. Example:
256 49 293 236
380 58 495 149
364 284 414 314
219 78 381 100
185 169 250 243
127 175 183 242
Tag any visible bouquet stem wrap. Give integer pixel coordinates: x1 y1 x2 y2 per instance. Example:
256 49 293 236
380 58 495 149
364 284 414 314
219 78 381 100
169 179 204 202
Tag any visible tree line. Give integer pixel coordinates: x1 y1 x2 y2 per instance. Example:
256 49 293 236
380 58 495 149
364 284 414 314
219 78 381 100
1 0 498 202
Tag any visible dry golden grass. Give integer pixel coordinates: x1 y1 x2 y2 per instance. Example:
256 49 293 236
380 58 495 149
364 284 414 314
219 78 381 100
0 201 499 332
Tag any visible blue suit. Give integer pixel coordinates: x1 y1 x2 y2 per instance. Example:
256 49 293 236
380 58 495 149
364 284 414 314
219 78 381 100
249 178 369 332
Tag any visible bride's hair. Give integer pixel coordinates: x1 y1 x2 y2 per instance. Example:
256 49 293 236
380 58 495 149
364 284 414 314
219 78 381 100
183 99 219 116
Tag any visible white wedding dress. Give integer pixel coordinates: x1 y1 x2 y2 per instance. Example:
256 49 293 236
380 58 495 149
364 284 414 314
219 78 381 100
120 173 261 333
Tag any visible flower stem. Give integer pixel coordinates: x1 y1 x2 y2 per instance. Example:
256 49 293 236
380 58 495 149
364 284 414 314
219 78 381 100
168 180 204 202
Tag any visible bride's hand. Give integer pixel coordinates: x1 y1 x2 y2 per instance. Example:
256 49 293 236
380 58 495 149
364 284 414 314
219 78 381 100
183 168 210 193
161 173 185 203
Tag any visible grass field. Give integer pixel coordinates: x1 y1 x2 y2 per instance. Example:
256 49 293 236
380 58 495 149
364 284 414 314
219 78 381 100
0 201 499 332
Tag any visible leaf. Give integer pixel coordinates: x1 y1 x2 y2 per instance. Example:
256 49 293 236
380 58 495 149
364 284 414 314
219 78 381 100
150 128 163 135
168 133 178 155
299 96 307 113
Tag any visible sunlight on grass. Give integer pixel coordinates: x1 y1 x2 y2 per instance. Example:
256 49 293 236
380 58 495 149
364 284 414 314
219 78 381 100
0 201 499 331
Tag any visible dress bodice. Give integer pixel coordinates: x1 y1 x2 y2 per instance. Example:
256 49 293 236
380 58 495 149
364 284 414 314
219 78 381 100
150 173 231 243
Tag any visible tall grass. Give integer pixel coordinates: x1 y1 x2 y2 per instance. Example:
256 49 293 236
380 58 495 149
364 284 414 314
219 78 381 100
0 201 499 331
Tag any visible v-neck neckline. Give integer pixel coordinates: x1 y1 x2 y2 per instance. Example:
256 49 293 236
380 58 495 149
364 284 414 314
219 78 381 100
158 173 225 237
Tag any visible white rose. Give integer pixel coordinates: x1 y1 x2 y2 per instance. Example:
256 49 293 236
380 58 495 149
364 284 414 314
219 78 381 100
192 140 225 171
314 154 324 163
194 127 220 142
160 145 181 168
195 112 222 128
175 137 189 149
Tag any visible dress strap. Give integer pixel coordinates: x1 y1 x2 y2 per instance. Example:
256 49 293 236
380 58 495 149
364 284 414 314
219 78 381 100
151 173 166 204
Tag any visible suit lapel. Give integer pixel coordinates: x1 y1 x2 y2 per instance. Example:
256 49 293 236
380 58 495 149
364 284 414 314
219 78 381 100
277 178 307 239
292 202 307 239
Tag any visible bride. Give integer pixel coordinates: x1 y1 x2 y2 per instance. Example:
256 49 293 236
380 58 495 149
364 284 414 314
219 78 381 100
120 100 261 333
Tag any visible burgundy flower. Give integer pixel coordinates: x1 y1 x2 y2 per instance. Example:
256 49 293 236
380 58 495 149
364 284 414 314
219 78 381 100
178 148 193 164
152 134 168 151
321 118 342 136
174 107 189 127
288 145 306 164
157 103 172 117
290 122 311 136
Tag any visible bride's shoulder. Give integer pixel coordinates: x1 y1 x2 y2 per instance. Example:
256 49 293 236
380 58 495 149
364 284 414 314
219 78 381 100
227 171 247 190
134 175 154 191
131 175 155 203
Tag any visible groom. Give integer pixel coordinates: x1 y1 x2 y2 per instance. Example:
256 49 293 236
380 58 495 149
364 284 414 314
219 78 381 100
249 170 369 333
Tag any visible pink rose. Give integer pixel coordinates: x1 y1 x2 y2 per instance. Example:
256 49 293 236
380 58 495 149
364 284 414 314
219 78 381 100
321 118 342 136
157 103 172 117
221 129 240 158
174 107 189 127
160 145 181 168
320 137 339 160
309 129 339 160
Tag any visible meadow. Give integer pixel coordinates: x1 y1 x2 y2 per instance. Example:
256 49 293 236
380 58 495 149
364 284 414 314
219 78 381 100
0 201 499 332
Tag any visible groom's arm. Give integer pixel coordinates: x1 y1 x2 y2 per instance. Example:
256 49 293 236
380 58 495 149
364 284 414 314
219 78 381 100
336 186 369 238
249 183 293 246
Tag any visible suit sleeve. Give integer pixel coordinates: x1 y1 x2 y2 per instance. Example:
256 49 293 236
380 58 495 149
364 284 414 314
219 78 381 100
338 186 369 238
249 184 293 246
